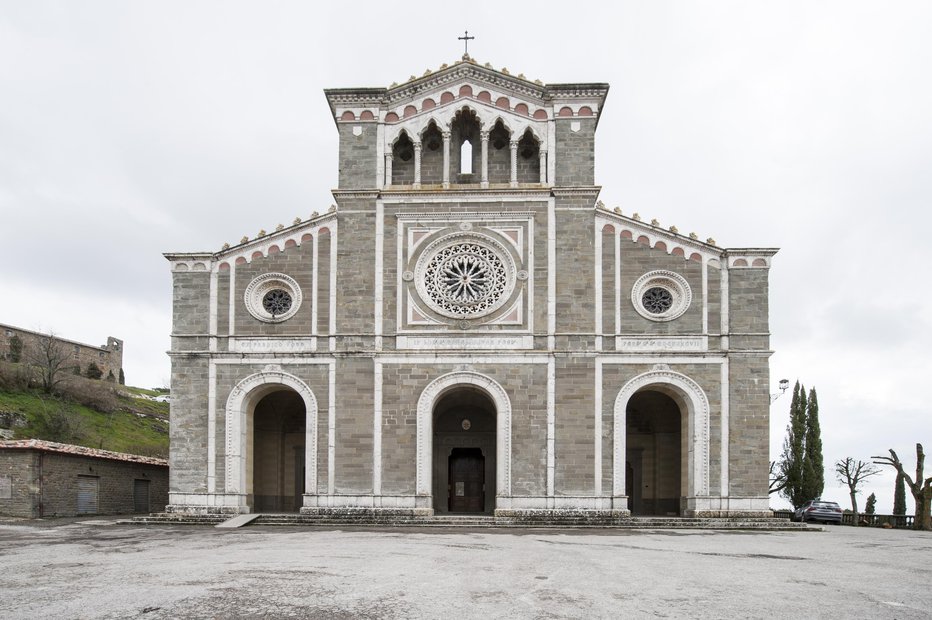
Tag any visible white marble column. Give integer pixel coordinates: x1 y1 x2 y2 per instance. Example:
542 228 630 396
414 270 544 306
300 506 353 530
442 131 451 189
480 131 489 188
413 140 422 189
509 140 519 188
384 152 393 188
539 149 547 184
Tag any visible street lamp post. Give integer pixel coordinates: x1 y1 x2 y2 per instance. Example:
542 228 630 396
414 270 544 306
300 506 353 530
770 378 790 403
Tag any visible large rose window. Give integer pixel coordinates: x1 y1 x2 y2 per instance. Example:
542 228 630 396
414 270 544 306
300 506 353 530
415 234 516 318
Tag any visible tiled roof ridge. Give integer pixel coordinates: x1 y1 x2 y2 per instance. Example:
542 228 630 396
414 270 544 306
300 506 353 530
0 439 167 466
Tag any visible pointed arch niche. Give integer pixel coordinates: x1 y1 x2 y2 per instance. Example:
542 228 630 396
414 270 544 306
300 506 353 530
451 108 481 183
516 129 541 184
382 95 550 188
391 131 416 185
419 121 444 185
487 119 512 185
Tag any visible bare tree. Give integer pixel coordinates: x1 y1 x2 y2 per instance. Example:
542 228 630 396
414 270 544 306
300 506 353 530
873 444 932 531
834 457 881 525
769 460 787 495
28 333 70 394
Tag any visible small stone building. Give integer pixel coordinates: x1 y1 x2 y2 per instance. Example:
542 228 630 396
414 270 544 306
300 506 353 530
165 57 777 519
0 440 168 518
0 323 124 381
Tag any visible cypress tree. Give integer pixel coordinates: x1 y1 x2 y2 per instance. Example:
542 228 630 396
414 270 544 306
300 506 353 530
802 387 824 500
780 381 808 509
865 492 877 515
894 473 907 515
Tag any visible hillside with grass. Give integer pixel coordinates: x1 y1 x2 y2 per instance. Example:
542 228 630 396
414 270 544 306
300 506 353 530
0 360 169 457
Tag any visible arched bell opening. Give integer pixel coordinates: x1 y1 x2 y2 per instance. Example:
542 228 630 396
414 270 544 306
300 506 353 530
249 389 307 513
516 129 541 184
420 121 444 185
625 390 684 516
487 120 512 184
432 387 497 514
451 108 480 182
391 131 416 185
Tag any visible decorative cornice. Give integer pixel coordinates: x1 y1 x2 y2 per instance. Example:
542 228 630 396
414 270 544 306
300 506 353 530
387 62 547 104
595 208 725 256
380 188 552 201
165 211 338 271
331 189 381 200
324 60 609 112
551 186 602 199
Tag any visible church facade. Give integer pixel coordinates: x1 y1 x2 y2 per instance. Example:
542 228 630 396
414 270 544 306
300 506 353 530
164 58 777 519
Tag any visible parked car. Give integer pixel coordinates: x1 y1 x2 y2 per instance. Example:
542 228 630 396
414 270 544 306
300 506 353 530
794 499 843 524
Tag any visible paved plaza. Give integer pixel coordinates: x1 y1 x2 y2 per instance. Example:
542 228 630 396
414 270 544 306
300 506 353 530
1 520 930 619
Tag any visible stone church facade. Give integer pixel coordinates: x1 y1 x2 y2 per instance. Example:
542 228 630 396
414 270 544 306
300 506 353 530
165 58 777 519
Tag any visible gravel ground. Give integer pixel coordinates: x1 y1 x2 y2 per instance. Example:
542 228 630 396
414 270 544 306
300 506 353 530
0 519 930 619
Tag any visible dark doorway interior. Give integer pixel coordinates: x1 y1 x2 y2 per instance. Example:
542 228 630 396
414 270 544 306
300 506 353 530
448 448 485 513
626 390 682 516
252 390 306 513
433 387 496 514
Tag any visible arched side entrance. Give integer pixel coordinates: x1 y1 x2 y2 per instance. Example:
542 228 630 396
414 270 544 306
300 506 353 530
252 390 306 512
225 368 318 512
416 371 512 510
625 391 682 515
613 367 710 512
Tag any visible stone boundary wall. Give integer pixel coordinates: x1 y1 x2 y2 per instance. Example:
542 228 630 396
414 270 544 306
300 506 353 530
0 323 123 381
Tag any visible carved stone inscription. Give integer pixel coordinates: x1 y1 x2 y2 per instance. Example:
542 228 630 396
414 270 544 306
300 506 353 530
398 335 533 350
230 338 317 353
615 336 707 352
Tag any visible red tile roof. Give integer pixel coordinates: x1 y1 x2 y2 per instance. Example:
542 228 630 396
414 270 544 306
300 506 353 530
0 439 167 466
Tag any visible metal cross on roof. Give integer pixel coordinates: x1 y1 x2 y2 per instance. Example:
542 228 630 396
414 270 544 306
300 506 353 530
458 30 475 58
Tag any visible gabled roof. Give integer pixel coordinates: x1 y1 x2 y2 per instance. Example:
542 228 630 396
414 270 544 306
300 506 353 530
593 203 779 267
164 208 338 270
325 56 609 126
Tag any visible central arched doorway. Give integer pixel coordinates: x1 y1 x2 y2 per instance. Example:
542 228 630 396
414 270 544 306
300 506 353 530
625 390 683 516
432 387 496 514
250 389 306 513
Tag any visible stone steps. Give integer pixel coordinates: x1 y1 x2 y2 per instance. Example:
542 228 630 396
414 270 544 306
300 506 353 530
129 514 227 526
130 512 814 531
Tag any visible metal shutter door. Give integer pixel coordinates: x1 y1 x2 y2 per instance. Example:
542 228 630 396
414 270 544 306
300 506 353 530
133 479 150 513
76 476 98 514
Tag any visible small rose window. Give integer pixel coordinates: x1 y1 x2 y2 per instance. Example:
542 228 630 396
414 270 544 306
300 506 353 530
245 273 302 323
631 271 691 322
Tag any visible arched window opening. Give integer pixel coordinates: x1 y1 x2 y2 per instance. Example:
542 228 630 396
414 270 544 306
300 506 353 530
420 122 444 184
516 129 541 184
451 108 480 183
487 120 511 184
392 131 415 185
460 140 473 174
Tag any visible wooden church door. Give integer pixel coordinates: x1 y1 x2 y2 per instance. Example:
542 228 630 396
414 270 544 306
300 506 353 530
448 448 485 513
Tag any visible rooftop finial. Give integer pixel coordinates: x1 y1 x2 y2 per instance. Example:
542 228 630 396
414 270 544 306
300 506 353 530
458 30 475 60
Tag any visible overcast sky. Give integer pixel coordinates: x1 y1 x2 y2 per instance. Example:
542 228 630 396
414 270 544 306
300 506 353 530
2 1 929 513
